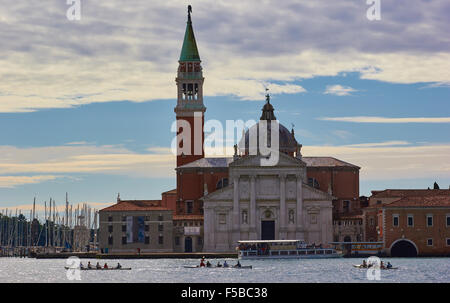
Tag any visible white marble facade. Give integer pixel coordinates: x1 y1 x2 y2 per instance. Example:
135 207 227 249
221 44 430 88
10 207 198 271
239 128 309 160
203 153 334 252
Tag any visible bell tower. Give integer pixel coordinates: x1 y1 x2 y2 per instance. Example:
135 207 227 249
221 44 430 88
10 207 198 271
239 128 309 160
175 5 206 167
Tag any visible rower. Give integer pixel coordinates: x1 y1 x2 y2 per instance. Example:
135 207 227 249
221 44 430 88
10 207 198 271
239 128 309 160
116 263 122 269
362 260 367 268
235 260 241 268
104 263 108 269
96 262 101 269
223 260 229 268
386 262 392 269
200 257 206 267
216 261 222 268
87 261 92 269
380 261 385 269
80 262 84 269
206 261 212 268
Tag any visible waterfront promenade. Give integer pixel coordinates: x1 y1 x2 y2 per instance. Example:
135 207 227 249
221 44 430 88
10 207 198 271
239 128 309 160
31 251 238 259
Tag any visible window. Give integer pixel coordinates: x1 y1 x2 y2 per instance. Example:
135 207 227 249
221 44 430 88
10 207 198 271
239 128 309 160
121 225 126 232
175 237 180 246
393 214 399 227
427 215 433 227
447 215 450 227
145 236 150 244
122 216 126 222
307 178 320 189
197 237 203 246
370 217 374 227
158 236 164 245
108 225 113 233
158 224 164 232
186 201 193 214
376 200 382 205
427 238 433 246
108 216 113 222
108 235 113 245
343 201 350 213
447 238 450 246
158 215 163 221
122 236 127 245
407 215 414 227
144 224 149 232
216 178 229 189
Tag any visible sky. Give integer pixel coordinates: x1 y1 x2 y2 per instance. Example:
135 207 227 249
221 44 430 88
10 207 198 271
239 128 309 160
0 0 449 215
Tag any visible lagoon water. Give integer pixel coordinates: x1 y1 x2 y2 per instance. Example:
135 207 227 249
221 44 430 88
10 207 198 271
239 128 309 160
0 257 449 283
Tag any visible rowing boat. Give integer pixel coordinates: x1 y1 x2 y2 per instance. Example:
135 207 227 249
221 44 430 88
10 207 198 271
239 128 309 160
183 265 252 269
64 267 131 271
352 265 398 270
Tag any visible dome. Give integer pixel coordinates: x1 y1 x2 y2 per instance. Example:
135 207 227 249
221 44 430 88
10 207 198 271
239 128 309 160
238 93 300 156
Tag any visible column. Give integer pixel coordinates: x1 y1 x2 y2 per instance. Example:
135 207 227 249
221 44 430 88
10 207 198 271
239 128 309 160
249 175 257 239
203 206 214 252
279 173 287 239
296 173 304 239
232 176 240 245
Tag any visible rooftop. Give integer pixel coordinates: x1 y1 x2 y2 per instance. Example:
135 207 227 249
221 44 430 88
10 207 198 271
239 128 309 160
100 200 170 212
162 189 177 195
371 189 450 199
177 156 359 169
302 157 360 168
384 194 450 208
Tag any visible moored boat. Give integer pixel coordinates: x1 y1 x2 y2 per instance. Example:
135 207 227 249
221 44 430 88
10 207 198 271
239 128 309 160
237 240 343 260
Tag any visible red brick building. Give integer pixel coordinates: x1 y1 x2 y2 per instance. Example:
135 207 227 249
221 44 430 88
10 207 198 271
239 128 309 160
363 189 450 256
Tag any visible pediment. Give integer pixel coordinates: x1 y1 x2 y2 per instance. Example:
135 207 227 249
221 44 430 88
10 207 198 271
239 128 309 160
303 183 335 201
202 185 233 202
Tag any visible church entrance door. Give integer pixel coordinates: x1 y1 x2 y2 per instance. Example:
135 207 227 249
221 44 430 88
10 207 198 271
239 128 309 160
184 237 193 252
261 221 275 240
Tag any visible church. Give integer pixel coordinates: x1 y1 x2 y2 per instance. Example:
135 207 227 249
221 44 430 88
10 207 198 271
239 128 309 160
99 7 361 253
173 8 360 252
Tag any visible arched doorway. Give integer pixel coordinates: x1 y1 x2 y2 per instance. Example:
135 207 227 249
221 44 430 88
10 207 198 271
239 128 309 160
390 239 418 257
184 237 193 252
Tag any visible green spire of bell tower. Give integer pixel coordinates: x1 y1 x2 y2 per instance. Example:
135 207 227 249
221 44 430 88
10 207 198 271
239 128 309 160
180 5 201 62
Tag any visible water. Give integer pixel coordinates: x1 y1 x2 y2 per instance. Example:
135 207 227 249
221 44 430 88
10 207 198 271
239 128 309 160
0 257 449 283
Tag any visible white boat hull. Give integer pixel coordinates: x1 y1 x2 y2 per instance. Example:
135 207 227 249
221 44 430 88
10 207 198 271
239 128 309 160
239 253 343 260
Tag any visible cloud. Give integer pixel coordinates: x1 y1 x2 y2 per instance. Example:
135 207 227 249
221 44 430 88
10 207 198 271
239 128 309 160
0 175 60 188
318 116 450 123
331 130 353 139
302 142 450 181
346 141 410 148
0 1 449 112
324 85 357 96
0 144 176 178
